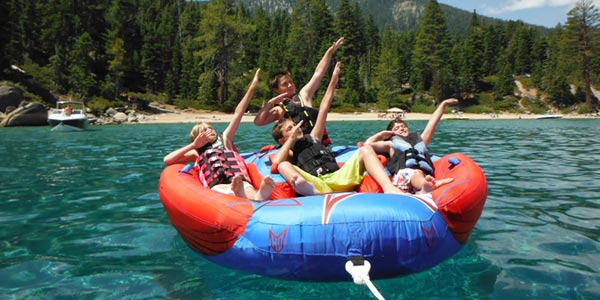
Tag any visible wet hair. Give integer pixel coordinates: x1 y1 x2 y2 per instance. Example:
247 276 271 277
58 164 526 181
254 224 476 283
269 71 292 91
386 119 407 131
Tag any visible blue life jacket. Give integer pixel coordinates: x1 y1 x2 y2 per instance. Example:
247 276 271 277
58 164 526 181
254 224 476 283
386 132 435 176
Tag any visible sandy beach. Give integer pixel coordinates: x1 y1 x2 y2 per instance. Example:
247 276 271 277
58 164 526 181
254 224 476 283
136 106 595 125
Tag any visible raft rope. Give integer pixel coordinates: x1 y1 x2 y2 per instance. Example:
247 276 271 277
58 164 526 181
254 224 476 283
345 256 385 300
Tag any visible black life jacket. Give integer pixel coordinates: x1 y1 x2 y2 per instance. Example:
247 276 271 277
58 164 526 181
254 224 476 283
292 136 339 176
194 137 249 188
281 97 332 146
385 132 435 176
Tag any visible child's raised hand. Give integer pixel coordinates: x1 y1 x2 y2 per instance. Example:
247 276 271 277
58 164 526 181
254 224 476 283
332 37 345 52
332 61 342 77
292 120 304 139
251 68 261 86
380 130 397 140
443 98 459 106
264 93 288 111
193 130 215 148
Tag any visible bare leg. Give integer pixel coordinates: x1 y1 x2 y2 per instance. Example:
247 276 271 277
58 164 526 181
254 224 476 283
278 161 320 195
359 145 406 194
254 176 276 201
231 175 249 199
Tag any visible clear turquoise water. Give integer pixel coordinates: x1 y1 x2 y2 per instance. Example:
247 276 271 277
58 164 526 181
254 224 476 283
1 119 599 300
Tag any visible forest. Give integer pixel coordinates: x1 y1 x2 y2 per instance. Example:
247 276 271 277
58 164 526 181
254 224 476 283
1 0 599 115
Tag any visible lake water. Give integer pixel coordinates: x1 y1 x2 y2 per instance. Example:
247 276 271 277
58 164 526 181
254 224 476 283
1 119 599 300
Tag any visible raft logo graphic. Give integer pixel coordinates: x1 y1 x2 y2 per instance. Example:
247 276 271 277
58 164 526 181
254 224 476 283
421 223 436 249
322 193 353 224
269 227 288 253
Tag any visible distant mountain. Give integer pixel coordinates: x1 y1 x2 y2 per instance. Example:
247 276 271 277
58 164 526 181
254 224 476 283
236 0 546 34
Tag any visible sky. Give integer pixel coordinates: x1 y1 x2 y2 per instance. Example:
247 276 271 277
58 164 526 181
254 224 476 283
437 0 600 28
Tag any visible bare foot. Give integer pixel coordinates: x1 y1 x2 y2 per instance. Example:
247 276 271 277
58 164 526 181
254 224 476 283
255 176 276 201
289 174 320 195
419 175 436 193
435 177 454 188
231 175 248 198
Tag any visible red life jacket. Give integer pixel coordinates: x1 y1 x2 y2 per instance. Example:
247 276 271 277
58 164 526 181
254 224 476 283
195 148 250 188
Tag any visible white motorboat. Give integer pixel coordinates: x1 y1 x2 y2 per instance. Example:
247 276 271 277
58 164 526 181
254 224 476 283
535 114 564 119
48 101 90 131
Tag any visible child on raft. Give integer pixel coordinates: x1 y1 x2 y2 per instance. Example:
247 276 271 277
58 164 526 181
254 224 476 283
365 98 458 194
163 69 275 201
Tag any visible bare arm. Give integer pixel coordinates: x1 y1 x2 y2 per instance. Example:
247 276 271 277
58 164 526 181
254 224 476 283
253 93 287 126
368 140 393 156
163 144 197 166
271 120 304 165
311 61 341 141
223 69 260 150
163 131 213 166
421 98 458 145
297 37 344 107
364 130 395 145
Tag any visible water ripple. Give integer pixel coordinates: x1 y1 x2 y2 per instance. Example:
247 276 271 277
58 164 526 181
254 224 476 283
1 120 599 300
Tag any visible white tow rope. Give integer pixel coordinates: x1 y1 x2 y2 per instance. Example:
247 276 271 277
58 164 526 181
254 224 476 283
345 257 385 300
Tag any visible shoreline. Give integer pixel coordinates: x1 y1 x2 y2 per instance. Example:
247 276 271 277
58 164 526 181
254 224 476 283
136 109 598 125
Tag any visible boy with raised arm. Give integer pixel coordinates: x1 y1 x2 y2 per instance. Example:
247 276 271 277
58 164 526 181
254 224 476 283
271 62 403 196
254 37 345 145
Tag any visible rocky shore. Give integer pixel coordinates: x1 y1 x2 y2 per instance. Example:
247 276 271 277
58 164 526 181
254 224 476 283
1 84 597 128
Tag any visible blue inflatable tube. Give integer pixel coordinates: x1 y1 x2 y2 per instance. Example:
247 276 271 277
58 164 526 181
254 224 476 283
158 146 487 282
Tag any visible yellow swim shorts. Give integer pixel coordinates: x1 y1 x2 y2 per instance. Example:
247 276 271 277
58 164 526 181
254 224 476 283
294 151 365 194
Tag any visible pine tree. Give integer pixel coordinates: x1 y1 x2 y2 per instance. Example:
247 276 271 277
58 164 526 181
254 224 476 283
374 26 403 109
252 7 272 72
494 56 515 99
542 27 574 108
138 0 179 93
286 0 334 90
448 35 465 97
104 0 128 99
267 10 291 76
411 0 451 101
196 0 255 105
530 35 548 87
0 0 8 73
566 0 600 111
360 16 381 109
68 32 97 99
178 1 202 100
335 0 367 106
462 11 485 93
481 23 506 76
2 0 22 70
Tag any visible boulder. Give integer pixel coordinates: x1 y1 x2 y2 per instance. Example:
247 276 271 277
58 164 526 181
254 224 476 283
0 86 23 113
0 102 48 127
113 112 128 122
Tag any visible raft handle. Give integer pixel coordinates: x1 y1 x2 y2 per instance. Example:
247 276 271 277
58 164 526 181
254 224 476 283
345 256 385 300
448 157 461 169
179 164 194 174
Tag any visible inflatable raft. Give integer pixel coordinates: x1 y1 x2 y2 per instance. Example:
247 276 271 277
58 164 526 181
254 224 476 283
158 145 487 282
